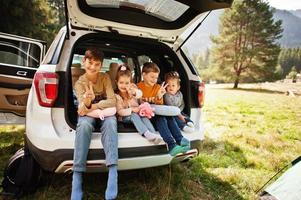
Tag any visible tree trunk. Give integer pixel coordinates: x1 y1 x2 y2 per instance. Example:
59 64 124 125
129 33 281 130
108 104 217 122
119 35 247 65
233 76 239 88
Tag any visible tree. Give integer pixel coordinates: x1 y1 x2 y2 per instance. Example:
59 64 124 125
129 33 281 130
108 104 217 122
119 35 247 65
192 49 210 71
210 0 283 88
278 48 301 78
286 66 298 82
0 0 61 46
47 0 65 28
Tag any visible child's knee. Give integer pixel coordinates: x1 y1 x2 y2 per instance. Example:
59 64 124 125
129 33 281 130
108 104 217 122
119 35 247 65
102 116 117 130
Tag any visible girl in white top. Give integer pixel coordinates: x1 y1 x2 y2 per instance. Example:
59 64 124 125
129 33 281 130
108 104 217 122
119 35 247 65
115 65 162 144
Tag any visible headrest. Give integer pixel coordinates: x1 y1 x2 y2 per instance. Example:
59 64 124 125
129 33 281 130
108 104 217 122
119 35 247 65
106 62 119 90
71 63 85 87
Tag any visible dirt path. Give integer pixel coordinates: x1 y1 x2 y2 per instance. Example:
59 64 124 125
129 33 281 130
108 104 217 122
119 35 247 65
206 82 301 95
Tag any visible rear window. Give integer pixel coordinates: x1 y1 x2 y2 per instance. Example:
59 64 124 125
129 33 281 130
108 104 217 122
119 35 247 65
72 53 134 73
86 0 189 22
0 38 41 68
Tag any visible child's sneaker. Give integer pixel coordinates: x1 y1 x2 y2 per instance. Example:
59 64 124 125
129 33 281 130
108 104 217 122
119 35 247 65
187 122 195 128
183 125 194 133
180 137 191 152
144 131 163 144
169 145 186 156
153 136 163 145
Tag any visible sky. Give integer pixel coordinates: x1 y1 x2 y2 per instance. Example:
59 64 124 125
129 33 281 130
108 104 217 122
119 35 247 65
266 0 301 10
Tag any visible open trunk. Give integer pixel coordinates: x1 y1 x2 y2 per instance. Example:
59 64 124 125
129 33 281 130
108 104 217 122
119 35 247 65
64 32 198 130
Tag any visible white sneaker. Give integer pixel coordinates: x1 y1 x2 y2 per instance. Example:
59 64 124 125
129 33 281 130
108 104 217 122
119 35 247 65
144 131 163 144
183 126 194 133
187 122 195 128
153 136 163 145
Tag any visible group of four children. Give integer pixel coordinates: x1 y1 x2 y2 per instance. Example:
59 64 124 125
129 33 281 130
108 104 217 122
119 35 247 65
71 48 195 200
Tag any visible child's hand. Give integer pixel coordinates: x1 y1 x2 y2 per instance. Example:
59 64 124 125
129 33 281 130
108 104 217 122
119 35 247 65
132 107 140 113
127 84 137 97
83 81 95 101
142 97 155 103
157 81 168 99
97 110 105 120
78 108 87 116
178 114 186 122
78 103 98 116
78 102 90 116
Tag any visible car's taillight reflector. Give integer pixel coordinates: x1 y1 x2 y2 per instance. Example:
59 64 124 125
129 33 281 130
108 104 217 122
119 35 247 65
33 72 58 107
198 81 205 108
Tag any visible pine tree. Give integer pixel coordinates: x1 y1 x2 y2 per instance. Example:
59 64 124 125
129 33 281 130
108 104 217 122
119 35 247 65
278 47 301 78
210 0 283 88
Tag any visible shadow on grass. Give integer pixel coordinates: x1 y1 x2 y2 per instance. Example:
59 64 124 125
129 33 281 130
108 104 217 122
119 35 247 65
198 137 249 168
1 128 245 200
22 138 246 200
25 165 195 200
183 138 247 200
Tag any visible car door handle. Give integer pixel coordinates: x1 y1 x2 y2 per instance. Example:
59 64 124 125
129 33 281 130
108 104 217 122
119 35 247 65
16 71 27 76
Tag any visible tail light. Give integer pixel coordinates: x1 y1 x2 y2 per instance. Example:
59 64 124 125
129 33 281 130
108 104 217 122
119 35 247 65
198 81 205 108
33 72 58 107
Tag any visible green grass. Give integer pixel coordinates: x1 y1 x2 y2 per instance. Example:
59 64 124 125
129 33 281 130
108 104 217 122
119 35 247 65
0 125 24 174
0 87 300 199
200 88 301 199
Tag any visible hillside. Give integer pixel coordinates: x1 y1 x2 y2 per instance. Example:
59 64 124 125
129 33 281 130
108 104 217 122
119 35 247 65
184 8 301 55
274 9 301 48
290 9 301 18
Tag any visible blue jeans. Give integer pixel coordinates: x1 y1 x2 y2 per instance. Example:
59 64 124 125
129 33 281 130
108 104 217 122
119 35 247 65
73 116 118 172
152 116 183 150
122 113 155 135
175 112 193 130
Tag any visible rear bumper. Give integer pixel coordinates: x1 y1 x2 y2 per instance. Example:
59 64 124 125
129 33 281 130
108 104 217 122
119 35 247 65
55 149 198 173
26 136 201 172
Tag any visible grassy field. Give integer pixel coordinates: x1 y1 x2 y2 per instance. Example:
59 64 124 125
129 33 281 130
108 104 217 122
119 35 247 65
1 86 301 200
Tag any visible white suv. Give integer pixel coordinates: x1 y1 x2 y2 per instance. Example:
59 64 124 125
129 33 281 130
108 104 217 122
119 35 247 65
2 0 232 174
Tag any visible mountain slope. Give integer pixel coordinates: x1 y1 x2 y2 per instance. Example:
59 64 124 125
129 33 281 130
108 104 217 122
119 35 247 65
274 9 301 48
184 8 301 55
289 9 301 18
182 10 223 55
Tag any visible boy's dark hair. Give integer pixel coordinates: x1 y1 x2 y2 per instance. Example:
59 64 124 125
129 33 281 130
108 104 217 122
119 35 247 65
165 71 181 85
84 47 104 62
142 62 160 74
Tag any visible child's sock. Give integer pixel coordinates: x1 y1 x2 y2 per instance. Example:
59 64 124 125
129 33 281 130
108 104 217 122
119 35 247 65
71 171 83 200
144 130 163 144
183 125 194 133
105 165 118 200
169 145 186 156
187 122 195 128
180 137 191 152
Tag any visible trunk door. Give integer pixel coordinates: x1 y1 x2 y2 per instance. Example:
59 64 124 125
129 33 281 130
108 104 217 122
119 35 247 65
67 0 233 43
